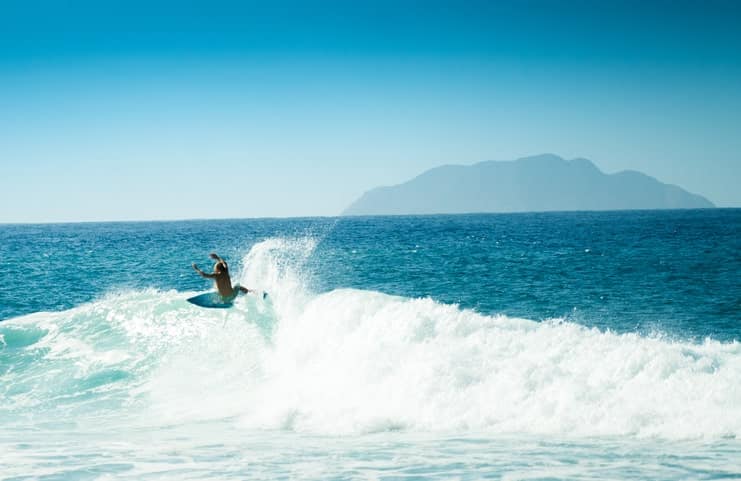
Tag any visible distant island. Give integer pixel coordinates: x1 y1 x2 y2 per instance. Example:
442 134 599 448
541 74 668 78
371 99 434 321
342 154 714 216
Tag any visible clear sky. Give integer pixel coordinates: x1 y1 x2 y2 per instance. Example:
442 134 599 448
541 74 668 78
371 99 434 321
2 0 740 222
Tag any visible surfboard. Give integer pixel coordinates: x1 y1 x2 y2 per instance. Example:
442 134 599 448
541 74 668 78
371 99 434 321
186 290 268 309
186 291 235 309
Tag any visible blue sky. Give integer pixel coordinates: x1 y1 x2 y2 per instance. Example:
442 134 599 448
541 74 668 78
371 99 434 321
1 0 740 222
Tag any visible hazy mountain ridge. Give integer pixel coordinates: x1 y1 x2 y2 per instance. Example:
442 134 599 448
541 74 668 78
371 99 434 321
343 154 714 215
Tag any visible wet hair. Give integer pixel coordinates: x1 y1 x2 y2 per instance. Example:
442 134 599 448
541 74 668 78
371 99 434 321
215 262 227 273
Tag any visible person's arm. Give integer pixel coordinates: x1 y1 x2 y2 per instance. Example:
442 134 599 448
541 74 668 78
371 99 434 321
209 252 228 269
192 263 216 278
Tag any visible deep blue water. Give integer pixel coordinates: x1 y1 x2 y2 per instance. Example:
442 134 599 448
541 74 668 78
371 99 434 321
2 209 739 340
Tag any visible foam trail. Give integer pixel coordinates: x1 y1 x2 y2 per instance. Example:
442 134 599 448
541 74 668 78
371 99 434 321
1 238 740 441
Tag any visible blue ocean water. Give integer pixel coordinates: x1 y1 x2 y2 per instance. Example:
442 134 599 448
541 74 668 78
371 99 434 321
1 210 740 479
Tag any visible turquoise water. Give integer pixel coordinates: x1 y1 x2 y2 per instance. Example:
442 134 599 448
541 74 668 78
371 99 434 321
1 210 740 479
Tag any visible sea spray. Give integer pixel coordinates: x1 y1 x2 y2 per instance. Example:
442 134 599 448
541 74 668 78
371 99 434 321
237 237 318 320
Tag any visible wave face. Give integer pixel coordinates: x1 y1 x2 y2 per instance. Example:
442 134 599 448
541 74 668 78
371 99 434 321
1 238 740 440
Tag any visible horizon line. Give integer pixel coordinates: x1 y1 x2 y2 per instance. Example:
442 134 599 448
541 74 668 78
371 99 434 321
1 207 734 227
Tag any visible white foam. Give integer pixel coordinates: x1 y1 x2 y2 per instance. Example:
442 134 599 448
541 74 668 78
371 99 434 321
227 288 741 439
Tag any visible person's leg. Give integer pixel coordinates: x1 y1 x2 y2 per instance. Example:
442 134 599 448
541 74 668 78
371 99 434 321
239 286 249 294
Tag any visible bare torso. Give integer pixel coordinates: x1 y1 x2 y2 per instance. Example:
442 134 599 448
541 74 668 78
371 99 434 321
212 271 235 297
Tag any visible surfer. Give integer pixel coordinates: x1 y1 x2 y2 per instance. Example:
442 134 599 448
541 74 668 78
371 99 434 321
192 253 250 299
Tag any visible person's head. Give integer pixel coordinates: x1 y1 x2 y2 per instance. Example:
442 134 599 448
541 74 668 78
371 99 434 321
214 262 227 274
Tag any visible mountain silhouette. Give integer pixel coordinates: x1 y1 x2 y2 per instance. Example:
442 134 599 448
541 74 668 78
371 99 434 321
343 154 714 215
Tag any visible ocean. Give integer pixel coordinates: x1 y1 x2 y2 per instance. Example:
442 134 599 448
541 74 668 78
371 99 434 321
1 210 739 480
